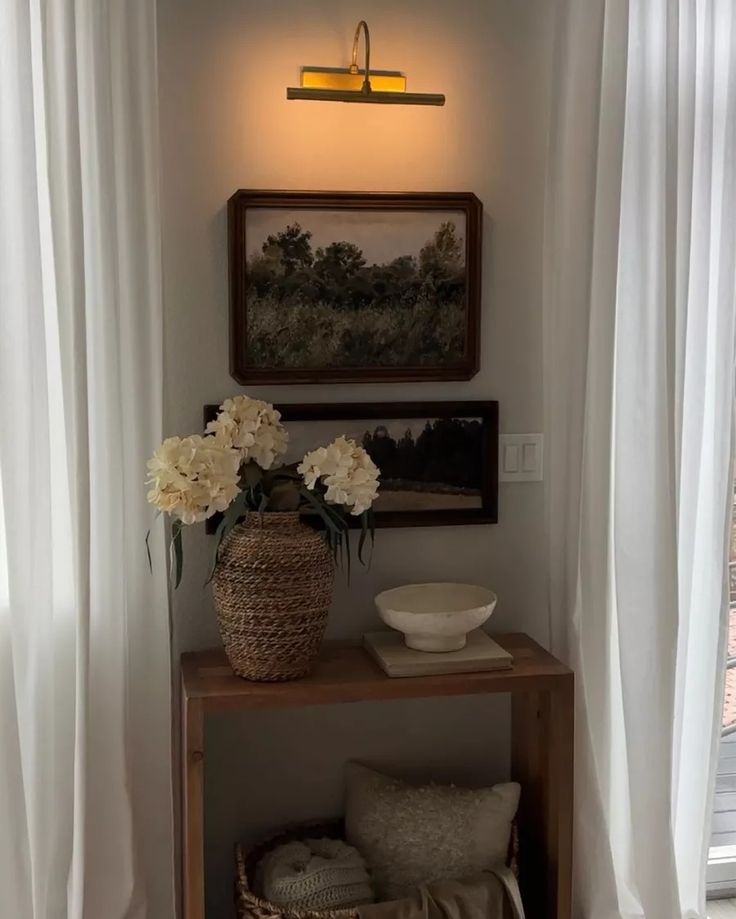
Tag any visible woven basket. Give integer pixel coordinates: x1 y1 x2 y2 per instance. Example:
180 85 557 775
212 512 335 682
236 822 357 919
235 820 520 919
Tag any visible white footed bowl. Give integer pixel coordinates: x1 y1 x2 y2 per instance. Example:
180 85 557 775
374 582 498 653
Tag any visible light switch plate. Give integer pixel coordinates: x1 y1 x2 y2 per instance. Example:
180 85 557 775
500 434 544 482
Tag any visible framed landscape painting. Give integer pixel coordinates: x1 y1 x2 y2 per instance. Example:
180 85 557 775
203 401 498 528
228 191 483 384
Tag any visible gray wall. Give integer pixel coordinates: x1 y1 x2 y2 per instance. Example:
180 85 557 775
157 2 555 914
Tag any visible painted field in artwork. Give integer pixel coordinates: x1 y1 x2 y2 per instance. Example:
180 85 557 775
244 208 468 369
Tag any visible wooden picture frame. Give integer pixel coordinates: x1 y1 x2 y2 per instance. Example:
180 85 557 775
204 401 498 528
228 191 483 384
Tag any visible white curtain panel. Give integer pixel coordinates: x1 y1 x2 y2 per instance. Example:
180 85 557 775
0 1 174 917
544 1 736 917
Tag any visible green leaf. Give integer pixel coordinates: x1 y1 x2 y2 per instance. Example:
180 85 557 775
344 526 351 582
170 520 184 589
144 511 162 573
242 462 264 488
299 485 338 526
326 525 336 559
367 508 376 567
358 512 368 566
315 494 349 532
206 491 247 584
299 486 350 568
244 481 262 512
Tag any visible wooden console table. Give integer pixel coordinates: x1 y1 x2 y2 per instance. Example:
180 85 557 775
181 633 574 919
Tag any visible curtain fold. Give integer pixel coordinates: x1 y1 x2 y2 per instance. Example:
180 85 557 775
544 1 736 917
0 1 174 917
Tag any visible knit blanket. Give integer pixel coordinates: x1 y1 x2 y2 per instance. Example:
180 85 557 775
257 837 375 912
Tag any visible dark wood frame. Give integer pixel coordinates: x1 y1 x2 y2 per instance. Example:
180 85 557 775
228 190 483 385
181 635 574 919
203 400 499 528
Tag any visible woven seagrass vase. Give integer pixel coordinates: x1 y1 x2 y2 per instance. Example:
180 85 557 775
212 512 335 682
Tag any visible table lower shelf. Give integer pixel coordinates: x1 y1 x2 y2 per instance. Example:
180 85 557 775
180 632 574 919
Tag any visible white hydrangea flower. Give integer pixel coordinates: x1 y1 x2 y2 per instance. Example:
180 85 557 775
205 395 288 470
146 435 241 525
297 436 380 515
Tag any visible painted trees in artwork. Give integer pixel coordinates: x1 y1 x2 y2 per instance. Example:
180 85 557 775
361 419 482 493
251 221 462 306
261 224 314 274
245 221 468 367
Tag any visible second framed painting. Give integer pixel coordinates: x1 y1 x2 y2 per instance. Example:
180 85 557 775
203 401 498 528
228 190 483 384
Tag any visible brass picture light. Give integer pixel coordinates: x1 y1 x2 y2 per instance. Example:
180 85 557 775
286 20 445 106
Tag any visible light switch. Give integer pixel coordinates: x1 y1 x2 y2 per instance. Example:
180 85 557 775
503 443 520 473
500 434 544 482
522 443 536 473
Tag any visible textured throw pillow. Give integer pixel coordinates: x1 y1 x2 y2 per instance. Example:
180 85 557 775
344 762 520 900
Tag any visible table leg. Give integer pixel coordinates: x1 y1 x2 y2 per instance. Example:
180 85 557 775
182 694 205 919
511 679 574 919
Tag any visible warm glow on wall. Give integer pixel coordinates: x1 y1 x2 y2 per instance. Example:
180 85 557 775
287 21 445 106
